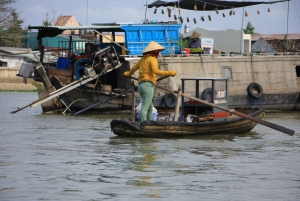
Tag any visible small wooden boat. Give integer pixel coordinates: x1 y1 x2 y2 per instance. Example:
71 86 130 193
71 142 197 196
110 107 265 137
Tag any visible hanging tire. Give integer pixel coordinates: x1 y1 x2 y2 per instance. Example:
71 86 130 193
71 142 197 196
201 88 217 101
163 93 177 108
247 82 263 99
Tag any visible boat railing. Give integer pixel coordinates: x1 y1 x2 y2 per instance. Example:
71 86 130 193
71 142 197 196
120 52 299 58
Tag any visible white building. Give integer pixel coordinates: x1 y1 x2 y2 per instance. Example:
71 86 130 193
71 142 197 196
0 47 57 68
182 27 251 54
201 38 214 54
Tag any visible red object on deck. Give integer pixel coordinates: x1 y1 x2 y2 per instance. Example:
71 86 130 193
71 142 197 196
74 53 90 60
212 111 228 118
183 48 190 57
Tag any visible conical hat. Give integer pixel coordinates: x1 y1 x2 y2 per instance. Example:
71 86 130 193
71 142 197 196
191 31 201 39
142 41 166 53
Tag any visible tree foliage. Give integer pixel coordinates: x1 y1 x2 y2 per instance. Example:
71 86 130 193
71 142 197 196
175 36 190 49
0 0 26 47
243 22 255 34
42 13 52 26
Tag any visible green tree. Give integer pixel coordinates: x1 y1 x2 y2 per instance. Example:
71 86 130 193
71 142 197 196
175 36 189 50
42 13 52 26
0 0 26 47
7 11 25 47
243 22 255 34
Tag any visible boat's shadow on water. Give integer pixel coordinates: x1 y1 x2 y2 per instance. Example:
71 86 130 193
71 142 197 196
109 131 262 142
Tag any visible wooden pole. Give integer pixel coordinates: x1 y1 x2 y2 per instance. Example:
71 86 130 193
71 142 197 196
174 86 181 121
131 84 136 122
36 65 51 88
69 36 72 58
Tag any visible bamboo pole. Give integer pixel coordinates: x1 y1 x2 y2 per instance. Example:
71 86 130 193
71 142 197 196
131 82 136 122
174 86 181 121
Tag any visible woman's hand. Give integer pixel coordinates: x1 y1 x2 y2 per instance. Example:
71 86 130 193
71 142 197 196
169 70 177 77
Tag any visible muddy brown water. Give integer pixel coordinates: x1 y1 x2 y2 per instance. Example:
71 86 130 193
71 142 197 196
0 92 299 201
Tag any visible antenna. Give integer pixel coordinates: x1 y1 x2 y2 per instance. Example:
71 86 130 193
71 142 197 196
286 0 289 54
240 0 245 53
144 0 148 22
86 0 89 25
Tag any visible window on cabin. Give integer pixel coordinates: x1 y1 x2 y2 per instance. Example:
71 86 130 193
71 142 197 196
296 66 300 77
114 32 125 43
102 32 112 43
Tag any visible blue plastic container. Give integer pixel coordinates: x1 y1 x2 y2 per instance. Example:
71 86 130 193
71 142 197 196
56 57 71 70
120 23 181 55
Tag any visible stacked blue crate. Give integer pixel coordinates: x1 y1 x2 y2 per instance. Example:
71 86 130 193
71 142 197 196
120 23 182 55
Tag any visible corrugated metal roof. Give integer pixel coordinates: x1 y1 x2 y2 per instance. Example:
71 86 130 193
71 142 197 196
0 47 31 55
252 34 300 41
54 16 73 26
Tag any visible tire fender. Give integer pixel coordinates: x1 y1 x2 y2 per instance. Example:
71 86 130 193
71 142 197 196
201 88 218 101
247 82 263 99
163 93 177 108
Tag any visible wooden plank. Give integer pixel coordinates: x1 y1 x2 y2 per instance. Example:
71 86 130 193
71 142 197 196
48 67 73 77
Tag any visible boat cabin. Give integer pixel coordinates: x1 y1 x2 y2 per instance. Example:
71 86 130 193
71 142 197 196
181 77 229 121
18 22 182 113
28 22 182 83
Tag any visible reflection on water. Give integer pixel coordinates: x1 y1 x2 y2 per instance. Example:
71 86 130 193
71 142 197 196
0 92 299 201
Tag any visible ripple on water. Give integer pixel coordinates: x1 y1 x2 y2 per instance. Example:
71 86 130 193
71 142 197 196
0 93 300 200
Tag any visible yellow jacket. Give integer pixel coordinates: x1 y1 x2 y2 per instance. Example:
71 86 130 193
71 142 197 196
124 54 176 84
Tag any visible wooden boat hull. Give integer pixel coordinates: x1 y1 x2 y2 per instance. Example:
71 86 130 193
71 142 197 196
110 108 265 137
59 88 130 110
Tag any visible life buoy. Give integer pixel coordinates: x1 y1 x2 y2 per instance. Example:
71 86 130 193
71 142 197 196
247 82 263 99
163 93 177 108
201 88 217 101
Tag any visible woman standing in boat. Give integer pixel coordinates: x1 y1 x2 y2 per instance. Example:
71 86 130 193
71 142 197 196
189 31 202 54
123 41 177 122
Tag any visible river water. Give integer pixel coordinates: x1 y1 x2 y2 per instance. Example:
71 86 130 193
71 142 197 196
0 92 299 201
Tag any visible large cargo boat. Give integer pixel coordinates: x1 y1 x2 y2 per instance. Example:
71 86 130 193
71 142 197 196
13 21 300 114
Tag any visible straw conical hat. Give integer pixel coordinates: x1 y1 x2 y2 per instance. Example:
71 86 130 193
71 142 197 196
142 41 166 53
190 31 201 39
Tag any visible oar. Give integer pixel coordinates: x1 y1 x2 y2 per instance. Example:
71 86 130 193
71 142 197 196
154 85 295 136
10 91 53 114
73 89 132 116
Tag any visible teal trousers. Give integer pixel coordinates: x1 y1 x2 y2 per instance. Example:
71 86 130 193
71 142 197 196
138 81 154 122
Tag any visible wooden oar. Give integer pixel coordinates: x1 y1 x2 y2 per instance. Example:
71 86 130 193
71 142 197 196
154 85 295 136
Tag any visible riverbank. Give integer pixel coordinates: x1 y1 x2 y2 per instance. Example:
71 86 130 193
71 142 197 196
0 68 42 92
0 82 42 92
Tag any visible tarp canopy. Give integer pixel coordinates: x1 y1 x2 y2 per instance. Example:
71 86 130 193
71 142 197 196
147 0 289 11
28 25 121 39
